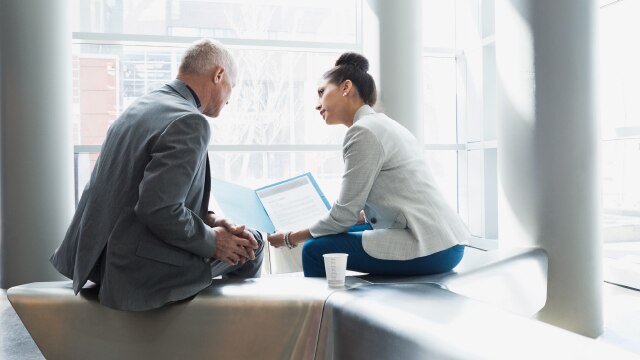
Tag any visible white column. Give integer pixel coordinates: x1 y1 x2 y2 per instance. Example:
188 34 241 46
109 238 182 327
363 0 424 142
496 0 602 337
1 0 74 288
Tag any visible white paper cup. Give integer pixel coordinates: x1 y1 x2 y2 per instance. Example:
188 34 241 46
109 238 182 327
323 253 349 287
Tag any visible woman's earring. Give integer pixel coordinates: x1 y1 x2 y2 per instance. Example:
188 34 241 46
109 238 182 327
343 92 347 96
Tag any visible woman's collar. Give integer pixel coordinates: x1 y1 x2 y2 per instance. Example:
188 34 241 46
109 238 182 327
352 104 375 124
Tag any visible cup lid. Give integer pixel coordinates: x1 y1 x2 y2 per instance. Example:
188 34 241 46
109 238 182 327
323 253 349 258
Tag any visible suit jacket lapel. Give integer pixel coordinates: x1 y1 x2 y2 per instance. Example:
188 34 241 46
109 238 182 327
201 155 211 216
166 79 209 216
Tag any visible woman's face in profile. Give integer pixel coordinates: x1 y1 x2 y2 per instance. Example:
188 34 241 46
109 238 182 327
315 78 344 126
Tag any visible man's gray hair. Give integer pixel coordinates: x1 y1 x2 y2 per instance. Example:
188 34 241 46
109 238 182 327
179 39 237 79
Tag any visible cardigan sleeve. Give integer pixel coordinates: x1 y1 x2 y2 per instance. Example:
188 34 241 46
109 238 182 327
309 124 384 237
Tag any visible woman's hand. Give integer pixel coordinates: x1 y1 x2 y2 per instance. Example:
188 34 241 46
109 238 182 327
268 229 313 249
267 231 288 248
357 210 366 224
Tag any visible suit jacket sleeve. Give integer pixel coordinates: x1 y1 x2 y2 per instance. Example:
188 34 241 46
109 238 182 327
309 124 385 237
134 113 216 258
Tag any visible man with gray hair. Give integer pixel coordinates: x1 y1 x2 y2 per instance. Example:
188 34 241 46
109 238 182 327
50 39 264 311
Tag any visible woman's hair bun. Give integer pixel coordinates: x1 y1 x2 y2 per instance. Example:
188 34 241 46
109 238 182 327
335 52 369 72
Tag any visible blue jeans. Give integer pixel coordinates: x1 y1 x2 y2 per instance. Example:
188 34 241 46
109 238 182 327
302 226 465 277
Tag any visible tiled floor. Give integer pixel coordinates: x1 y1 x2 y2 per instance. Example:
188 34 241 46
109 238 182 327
0 289 44 360
599 282 640 355
1 282 639 359
605 241 640 290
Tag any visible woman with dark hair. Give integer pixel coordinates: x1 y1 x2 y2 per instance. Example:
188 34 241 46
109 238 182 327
268 52 469 277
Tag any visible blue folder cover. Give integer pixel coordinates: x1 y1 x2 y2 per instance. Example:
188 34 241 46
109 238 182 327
210 177 275 233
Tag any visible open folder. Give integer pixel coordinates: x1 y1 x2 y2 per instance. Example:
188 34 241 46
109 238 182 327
209 172 330 233
210 173 371 273
209 173 331 274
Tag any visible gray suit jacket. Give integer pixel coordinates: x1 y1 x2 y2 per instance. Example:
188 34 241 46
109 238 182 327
309 105 469 260
50 79 217 311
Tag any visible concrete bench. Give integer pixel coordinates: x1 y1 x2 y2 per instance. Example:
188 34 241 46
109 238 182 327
10 246 624 359
8 277 367 360
315 283 636 360
359 246 549 316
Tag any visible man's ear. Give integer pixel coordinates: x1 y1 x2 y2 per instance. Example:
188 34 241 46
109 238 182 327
211 66 225 84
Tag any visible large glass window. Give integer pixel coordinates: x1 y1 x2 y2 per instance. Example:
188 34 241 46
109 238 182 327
73 0 358 43
422 0 461 216
598 0 640 290
600 0 640 232
423 57 457 145
71 0 358 199
71 0 463 224
423 0 456 49
454 0 498 240
212 50 345 146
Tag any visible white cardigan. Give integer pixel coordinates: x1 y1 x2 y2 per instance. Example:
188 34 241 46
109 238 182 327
309 105 469 260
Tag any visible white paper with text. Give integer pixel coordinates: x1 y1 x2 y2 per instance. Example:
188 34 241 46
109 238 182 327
255 176 329 231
